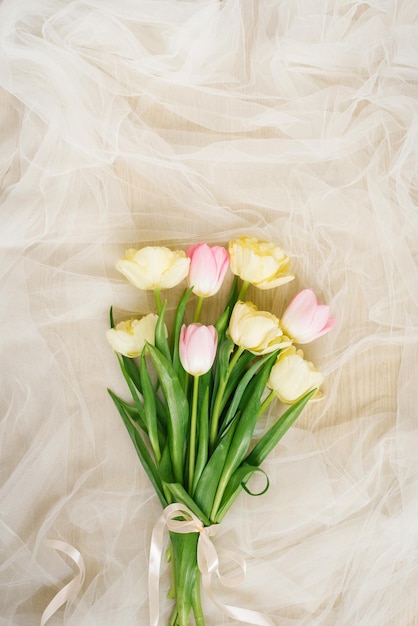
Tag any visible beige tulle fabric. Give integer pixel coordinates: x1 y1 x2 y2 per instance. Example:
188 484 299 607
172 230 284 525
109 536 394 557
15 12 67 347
1 1 417 624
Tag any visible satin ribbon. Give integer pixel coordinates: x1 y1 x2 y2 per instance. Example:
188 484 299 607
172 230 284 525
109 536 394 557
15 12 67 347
40 540 85 626
149 503 274 626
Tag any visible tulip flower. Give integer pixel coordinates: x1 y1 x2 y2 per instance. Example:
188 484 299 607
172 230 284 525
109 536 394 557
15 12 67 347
267 346 324 404
116 246 190 291
179 323 218 376
229 237 294 290
281 289 336 344
106 314 159 357
187 243 229 298
228 301 291 355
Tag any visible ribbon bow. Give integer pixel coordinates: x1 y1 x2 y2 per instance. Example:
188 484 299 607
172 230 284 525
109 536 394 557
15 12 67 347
149 503 274 626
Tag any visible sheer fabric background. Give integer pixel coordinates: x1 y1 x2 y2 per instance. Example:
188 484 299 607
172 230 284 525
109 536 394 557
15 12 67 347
1 1 417 624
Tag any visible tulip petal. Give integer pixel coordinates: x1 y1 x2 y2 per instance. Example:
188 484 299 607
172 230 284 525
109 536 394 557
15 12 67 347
134 247 172 286
179 323 218 376
116 246 189 290
282 289 317 326
229 237 293 290
313 316 337 339
228 301 286 354
187 243 229 297
255 274 295 290
160 256 190 289
281 289 336 344
309 304 333 334
268 353 324 404
106 315 159 357
115 259 151 290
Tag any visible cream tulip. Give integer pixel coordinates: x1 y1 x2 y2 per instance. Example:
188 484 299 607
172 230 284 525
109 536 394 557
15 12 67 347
106 314 159 357
267 346 324 404
228 237 294 290
116 246 190 290
228 301 291 355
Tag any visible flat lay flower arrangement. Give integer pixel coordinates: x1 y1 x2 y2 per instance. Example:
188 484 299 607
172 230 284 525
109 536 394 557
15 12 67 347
107 237 336 626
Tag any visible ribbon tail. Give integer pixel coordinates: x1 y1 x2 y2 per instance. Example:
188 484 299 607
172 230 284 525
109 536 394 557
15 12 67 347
149 511 171 626
201 574 275 626
40 540 85 626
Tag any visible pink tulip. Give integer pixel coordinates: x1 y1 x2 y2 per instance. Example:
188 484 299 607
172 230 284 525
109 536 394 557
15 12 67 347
179 324 218 376
187 243 229 298
281 289 336 344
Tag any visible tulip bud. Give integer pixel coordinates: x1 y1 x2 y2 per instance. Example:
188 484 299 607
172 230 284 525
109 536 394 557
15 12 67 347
228 237 294 290
116 246 190 290
187 243 229 298
106 314 159 357
267 347 324 404
179 324 218 376
228 301 291 355
281 289 336 344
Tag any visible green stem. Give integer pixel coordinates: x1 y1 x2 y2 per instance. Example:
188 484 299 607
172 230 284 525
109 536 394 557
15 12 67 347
192 576 205 626
184 372 190 397
154 288 163 314
193 296 204 323
170 533 198 626
237 280 250 301
211 473 229 521
188 375 200 492
228 344 245 372
163 483 173 506
166 543 176 599
209 383 226 450
209 345 245 450
168 606 178 626
258 390 277 417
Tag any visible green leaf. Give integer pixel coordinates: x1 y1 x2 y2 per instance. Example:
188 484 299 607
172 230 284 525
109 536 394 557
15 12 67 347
107 389 146 431
208 338 236 449
108 389 167 508
155 300 171 362
210 338 234 411
116 353 146 424
172 288 192 376
139 351 161 463
192 386 209 495
241 467 270 496
210 351 277 519
158 443 175 504
214 305 230 338
220 351 277 476
159 442 174 482
197 368 212 404
215 464 269 522
245 388 316 467
163 482 211 526
121 355 142 393
215 389 316 522
147 343 189 484
155 394 168 428
193 416 239 520
219 352 274 438
214 275 239 338
221 350 254 412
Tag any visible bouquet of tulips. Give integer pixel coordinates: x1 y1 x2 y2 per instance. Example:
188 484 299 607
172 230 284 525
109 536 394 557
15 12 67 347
106 237 336 626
